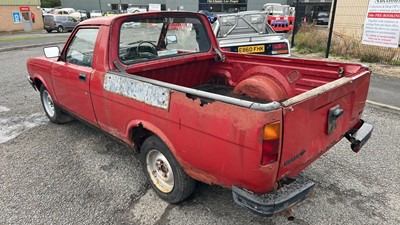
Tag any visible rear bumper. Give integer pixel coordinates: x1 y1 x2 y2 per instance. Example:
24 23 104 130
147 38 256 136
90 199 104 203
345 120 373 153
232 177 315 217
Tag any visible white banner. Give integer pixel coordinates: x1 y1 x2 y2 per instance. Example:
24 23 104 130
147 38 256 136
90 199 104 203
148 4 161 12
362 0 400 48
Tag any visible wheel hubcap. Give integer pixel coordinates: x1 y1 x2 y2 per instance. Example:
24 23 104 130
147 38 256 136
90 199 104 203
42 90 55 117
146 149 174 193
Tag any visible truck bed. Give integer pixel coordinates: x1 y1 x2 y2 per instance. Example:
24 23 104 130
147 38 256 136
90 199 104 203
126 52 368 109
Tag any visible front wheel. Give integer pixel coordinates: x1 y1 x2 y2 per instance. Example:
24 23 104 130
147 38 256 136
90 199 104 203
40 85 72 124
140 135 196 203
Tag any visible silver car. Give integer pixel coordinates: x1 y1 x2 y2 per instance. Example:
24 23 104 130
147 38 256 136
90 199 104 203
43 15 79 33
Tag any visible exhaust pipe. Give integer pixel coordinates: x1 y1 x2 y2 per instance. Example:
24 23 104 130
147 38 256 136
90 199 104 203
283 209 295 221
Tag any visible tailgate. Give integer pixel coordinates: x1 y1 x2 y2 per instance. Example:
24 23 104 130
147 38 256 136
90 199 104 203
277 70 371 179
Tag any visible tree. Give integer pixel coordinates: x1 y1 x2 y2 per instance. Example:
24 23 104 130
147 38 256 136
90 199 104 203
41 0 61 8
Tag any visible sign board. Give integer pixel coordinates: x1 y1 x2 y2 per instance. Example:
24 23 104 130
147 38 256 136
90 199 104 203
149 3 161 12
19 6 30 11
12 12 21 24
362 0 400 48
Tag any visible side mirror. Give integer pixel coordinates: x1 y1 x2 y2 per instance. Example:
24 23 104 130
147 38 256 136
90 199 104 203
166 35 177 44
43 46 60 58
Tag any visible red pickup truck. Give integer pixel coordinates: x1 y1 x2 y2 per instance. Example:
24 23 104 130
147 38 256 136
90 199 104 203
27 12 373 217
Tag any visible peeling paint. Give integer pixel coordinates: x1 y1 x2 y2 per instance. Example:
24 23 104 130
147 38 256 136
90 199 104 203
104 73 170 110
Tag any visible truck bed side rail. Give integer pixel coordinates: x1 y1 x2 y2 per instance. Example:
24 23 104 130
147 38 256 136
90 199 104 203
105 71 281 112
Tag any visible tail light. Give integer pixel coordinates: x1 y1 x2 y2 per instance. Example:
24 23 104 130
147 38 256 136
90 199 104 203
271 43 289 55
272 43 288 50
261 122 281 165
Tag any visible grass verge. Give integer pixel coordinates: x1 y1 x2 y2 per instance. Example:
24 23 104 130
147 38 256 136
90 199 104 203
293 24 400 64
0 36 44 42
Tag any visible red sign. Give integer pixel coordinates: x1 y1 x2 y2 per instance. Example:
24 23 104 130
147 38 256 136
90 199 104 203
19 6 30 11
368 12 400 19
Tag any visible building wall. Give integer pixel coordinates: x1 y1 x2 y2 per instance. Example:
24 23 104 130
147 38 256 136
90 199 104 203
333 0 368 38
166 0 197 11
60 0 292 12
61 0 168 11
247 0 288 11
0 1 43 32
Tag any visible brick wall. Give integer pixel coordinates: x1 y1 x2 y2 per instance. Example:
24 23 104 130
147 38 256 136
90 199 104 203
0 6 44 32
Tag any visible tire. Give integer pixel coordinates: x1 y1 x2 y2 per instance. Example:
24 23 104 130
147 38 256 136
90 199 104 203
40 85 72 124
46 29 52 33
140 135 196 203
57 26 64 33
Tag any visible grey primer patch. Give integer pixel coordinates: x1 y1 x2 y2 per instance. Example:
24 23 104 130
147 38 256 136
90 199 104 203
104 73 170 110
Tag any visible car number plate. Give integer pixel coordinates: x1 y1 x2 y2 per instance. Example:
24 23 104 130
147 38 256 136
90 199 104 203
238 45 265 54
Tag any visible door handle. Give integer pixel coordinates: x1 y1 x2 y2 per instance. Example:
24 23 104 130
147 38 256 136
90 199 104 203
79 73 87 82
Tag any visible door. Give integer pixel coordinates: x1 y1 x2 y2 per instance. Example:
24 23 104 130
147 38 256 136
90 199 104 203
51 28 99 125
67 16 77 30
21 12 33 31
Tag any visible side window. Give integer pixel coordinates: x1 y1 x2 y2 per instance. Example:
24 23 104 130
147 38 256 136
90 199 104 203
65 29 99 67
68 16 77 22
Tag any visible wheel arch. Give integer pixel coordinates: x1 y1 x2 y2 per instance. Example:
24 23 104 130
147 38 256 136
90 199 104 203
127 120 177 156
33 74 61 105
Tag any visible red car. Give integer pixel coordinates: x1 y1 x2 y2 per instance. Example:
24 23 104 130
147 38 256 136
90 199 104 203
27 11 372 217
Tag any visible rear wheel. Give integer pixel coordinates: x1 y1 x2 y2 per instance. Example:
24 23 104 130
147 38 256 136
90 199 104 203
57 26 64 33
140 135 196 203
40 85 72 124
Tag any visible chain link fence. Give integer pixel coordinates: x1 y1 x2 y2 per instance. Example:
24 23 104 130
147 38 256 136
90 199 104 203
290 1 400 64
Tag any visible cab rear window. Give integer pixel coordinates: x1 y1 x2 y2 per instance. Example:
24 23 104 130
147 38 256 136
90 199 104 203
119 16 211 65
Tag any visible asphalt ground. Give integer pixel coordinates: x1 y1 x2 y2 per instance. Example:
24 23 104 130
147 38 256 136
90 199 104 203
0 38 399 224
368 74 400 109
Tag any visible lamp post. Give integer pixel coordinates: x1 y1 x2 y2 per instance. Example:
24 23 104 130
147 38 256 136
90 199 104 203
98 0 102 11
291 0 300 47
325 0 338 58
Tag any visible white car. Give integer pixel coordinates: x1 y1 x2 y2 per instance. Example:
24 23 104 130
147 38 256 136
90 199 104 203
54 8 87 21
127 7 147 14
213 11 290 57
90 10 102 18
